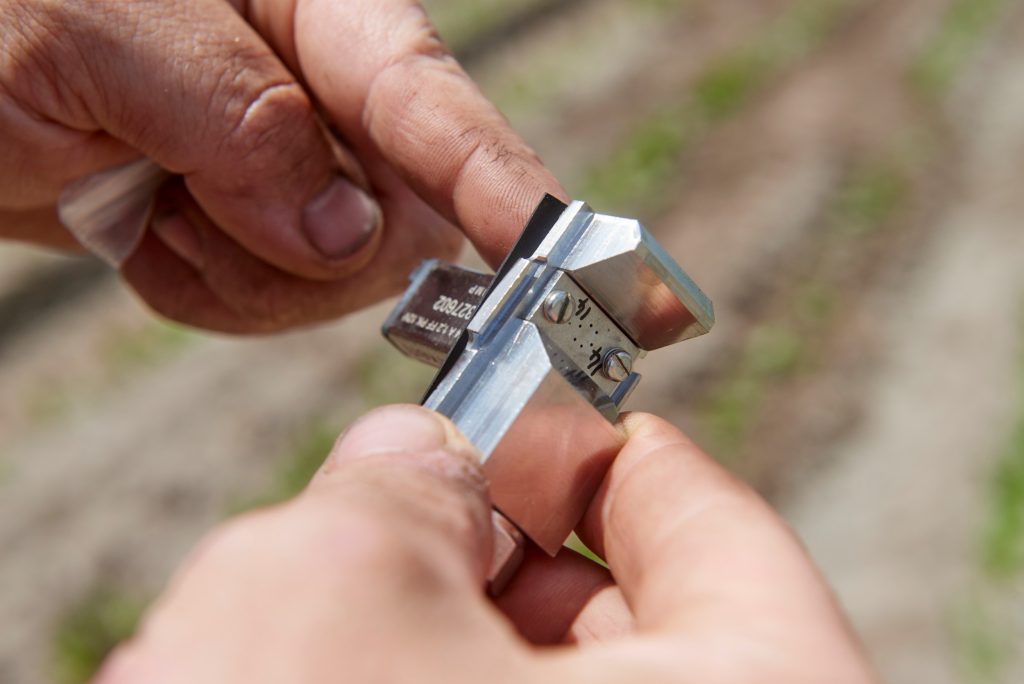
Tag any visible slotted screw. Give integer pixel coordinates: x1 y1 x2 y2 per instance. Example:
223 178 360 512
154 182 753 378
602 348 633 382
542 290 575 324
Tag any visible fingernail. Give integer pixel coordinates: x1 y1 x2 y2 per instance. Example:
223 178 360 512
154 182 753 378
332 405 479 465
152 210 204 270
302 175 380 260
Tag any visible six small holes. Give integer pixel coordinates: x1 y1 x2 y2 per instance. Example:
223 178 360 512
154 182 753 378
573 320 611 350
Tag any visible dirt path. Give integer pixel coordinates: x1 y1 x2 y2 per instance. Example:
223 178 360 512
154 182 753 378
630 0 947 460
0 297 445 683
3 5 800 679
782 8 1024 682
2 0 1023 681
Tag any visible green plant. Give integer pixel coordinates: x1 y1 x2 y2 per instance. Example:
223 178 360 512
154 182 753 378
53 585 146 684
102 322 193 377
580 0 850 214
564 532 606 567
353 347 437 407
230 419 343 513
913 0 1010 96
426 0 545 53
700 326 806 459
828 164 909 237
981 326 1024 579
951 591 1012 683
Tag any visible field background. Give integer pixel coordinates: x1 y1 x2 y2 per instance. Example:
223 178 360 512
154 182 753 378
2 0 1023 681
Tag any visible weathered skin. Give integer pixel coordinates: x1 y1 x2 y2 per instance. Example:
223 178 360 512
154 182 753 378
0 0 564 332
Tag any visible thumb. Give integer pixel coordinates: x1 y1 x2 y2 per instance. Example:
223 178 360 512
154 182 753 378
46 0 379 278
310 404 495 584
290 0 567 265
97 406 498 683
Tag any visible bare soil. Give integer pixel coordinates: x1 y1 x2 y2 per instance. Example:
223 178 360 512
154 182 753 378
2 0 1023 682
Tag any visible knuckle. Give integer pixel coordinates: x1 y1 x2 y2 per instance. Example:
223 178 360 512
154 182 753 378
218 79 319 174
296 497 450 585
349 534 455 594
362 45 526 209
342 458 488 555
448 127 520 203
360 6 462 148
317 464 485 571
362 52 461 149
331 515 426 574
402 471 486 535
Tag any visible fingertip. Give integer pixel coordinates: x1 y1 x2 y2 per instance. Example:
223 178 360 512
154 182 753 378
577 412 700 563
619 411 692 442
451 153 568 267
295 0 565 267
578 411 763 595
609 412 715 495
308 405 494 584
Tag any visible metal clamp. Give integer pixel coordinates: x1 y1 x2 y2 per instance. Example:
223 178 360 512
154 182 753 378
383 196 713 591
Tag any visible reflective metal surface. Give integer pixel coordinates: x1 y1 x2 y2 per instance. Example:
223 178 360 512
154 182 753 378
395 199 714 569
382 260 491 367
534 201 715 349
487 511 525 596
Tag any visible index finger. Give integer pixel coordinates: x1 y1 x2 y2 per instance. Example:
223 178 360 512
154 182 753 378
577 413 852 635
288 0 567 265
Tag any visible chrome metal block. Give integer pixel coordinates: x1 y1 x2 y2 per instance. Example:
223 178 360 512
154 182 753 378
383 196 714 587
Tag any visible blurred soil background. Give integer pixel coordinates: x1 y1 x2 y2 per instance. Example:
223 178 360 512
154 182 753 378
2 0 1024 682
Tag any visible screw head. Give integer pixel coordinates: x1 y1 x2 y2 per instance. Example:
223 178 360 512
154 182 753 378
602 348 633 382
542 290 575 324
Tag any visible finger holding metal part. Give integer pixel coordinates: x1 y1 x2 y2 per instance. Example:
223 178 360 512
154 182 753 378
383 196 714 593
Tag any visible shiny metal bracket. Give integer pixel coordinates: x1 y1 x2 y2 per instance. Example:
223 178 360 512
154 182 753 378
383 196 713 591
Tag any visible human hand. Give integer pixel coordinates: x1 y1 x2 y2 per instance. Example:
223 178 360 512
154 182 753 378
95 405 878 683
0 0 562 332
